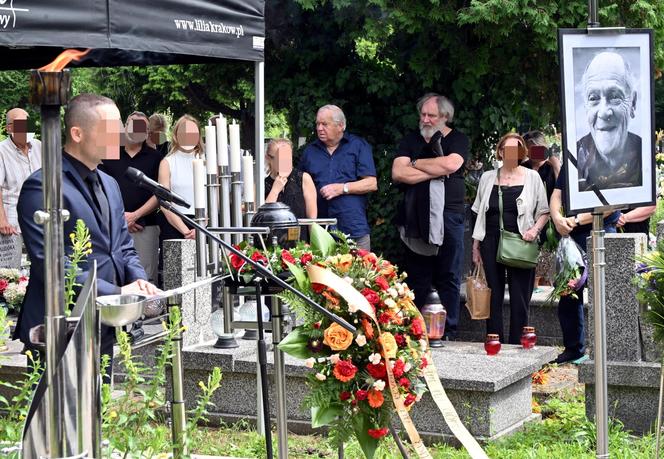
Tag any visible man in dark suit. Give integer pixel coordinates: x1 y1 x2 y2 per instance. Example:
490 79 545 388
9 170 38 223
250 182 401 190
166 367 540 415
16 93 158 365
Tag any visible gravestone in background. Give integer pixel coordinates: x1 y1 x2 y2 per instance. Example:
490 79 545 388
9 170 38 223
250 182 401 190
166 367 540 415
0 234 21 269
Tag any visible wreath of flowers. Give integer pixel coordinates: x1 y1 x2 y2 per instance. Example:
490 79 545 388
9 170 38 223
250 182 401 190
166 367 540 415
227 225 428 458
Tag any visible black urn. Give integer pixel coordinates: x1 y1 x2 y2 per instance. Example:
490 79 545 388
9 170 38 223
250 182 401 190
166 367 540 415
251 202 300 247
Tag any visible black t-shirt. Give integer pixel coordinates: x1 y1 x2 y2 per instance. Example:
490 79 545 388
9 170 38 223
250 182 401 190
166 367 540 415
486 185 522 234
522 160 556 203
395 129 470 214
99 142 161 226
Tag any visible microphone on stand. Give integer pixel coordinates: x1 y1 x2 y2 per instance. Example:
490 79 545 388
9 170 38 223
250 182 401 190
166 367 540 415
124 167 191 209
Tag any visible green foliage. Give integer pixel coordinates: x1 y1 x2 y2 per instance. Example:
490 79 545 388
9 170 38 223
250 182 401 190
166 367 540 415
635 242 664 345
64 219 92 315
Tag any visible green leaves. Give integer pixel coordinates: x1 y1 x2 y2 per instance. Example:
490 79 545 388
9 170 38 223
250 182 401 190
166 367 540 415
310 223 336 257
277 326 313 359
311 404 343 428
353 413 380 459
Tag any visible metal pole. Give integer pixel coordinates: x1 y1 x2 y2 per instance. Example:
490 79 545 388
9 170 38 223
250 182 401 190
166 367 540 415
592 212 609 459
231 172 243 246
195 207 207 278
207 175 220 273
219 166 232 245
254 280 274 459
656 355 664 458
255 61 265 206
214 285 238 349
588 0 599 28
271 297 289 459
170 303 188 459
41 102 67 458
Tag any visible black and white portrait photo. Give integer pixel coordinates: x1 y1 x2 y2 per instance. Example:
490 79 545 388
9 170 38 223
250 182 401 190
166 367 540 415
559 29 655 213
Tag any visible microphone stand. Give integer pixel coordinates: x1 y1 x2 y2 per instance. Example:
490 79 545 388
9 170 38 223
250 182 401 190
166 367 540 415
158 199 356 333
158 198 356 459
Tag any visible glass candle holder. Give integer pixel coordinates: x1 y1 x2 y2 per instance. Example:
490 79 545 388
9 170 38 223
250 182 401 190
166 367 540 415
484 334 501 356
422 289 446 348
520 326 537 349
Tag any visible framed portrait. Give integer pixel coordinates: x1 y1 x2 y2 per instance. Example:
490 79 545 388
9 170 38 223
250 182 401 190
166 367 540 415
558 28 655 214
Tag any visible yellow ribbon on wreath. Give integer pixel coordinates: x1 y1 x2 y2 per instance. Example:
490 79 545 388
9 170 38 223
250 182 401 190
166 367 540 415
307 265 488 459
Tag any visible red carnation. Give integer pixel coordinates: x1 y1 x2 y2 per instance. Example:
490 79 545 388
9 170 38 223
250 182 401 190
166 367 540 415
366 362 387 379
355 389 368 401
410 317 425 339
333 359 358 383
420 357 428 369
281 249 297 266
367 427 389 439
392 359 405 378
357 249 370 257
374 276 389 291
300 252 313 265
340 391 351 401
378 312 391 324
251 251 268 264
404 393 417 407
399 377 410 390
394 334 406 347
312 283 326 294
312 321 322 329
229 254 245 271
361 288 380 306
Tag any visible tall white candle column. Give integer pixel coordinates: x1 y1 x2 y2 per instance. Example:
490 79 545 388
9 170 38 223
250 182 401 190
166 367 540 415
242 153 256 227
216 115 231 245
229 121 243 245
193 157 207 277
205 123 220 272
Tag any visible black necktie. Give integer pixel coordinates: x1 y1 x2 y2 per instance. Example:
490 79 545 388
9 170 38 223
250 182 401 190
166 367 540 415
86 171 110 233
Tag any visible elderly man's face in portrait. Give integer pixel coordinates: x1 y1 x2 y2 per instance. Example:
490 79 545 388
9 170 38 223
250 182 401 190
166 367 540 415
583 52 637 159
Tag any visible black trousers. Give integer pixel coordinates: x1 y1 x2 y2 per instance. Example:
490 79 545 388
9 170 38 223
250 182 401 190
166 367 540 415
480 232 535 344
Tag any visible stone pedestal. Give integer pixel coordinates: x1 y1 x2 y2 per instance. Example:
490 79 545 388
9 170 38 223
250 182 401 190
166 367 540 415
180 340 556 443
580 232 661 434
163 239 215 348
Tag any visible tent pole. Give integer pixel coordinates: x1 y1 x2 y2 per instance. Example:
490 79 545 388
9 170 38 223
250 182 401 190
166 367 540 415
255 61 265 206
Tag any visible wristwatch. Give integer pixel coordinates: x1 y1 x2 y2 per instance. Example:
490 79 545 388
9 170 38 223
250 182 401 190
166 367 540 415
574 215 580 226
343 183 349 194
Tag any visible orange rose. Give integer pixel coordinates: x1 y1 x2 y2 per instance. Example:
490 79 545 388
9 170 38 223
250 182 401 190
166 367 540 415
380 332 398 359
367 389 384 408
336 253 354 273
323 323 354 351
379 260 396 278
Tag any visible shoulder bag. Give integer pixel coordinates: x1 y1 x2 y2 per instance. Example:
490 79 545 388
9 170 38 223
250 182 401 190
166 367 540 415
496 169 539 269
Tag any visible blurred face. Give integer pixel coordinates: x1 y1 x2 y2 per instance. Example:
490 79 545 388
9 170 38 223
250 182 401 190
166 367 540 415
125 115 149 144
76 104 123 165
316 109 344 147
583 53 636 159
498 137 521 168
175 119 199 153
419 97 446 140
149 119 167 145
266 142 293 176
7 109 29 146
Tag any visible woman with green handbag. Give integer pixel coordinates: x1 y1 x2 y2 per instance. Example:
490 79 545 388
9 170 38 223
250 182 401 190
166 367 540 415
471 133 550 344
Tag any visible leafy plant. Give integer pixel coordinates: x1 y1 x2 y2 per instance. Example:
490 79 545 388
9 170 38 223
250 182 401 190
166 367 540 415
64 219 92 315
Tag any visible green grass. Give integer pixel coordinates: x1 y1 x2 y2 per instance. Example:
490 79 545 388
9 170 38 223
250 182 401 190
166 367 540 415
650 198 664 236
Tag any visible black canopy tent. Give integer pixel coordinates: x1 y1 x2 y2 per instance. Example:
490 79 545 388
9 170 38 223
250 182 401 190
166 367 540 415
1 2 266 457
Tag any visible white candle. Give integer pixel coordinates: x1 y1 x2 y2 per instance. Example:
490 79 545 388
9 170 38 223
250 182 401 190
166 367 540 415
205 124 217 175
193 158 206 209
229 121 241 173
216 115 228 167
242 154 255 203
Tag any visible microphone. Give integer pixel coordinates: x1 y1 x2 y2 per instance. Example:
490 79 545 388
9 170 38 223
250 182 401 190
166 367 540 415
124 167 191 209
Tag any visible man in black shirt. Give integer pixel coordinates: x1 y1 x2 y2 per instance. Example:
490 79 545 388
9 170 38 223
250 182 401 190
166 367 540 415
392 93 470 339
100 111 161 284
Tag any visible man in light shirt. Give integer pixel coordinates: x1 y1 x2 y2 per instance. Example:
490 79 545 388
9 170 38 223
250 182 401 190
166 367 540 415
0 108 41 264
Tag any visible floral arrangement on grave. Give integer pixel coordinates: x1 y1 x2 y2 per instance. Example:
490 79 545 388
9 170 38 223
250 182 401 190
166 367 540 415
634 241 664 346
547 236 587 304
0 268 28 312
227 225 430 458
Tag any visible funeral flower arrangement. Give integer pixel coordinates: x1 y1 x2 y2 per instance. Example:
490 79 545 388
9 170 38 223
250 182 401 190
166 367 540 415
634 243 664 345
227 225 429 458
0 268 28 311
547 236 587 304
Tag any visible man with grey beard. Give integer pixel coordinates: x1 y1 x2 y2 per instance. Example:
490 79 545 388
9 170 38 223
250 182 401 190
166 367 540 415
577 51 642 191
392 93 469 339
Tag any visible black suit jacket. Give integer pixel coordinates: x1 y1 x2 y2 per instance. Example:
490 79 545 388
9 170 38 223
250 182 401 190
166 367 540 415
15 154 146 344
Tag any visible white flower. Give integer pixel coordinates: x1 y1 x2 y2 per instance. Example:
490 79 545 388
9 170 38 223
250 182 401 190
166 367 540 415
368 353 382 365
404 362 412 373
304 357 315 369
329 354 340 364
315 373 326 381
373 380 386 391
416 394 422 402
387 288 398 298
347 302 359 313
355 334 367 347
407 291 415 300
419 339 428 351
384 298 396 309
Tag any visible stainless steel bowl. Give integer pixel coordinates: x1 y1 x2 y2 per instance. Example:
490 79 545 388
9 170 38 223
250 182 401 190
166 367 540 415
97 294 146 327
